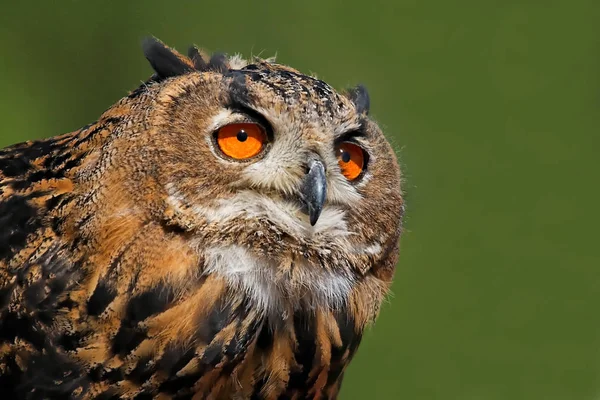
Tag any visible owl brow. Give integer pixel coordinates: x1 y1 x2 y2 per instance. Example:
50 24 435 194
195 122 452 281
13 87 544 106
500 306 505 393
335 115 370 142
223 71 276 138
225 101 274 138
335 129 367 143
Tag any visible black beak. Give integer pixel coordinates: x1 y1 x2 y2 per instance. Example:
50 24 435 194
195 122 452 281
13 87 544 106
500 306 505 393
300 159 327 226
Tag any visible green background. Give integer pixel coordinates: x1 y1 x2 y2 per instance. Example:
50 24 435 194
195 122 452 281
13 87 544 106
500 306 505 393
1 1 598 399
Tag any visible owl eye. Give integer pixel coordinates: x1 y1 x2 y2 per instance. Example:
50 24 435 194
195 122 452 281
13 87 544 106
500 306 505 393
336 142 366 181
216 123 267 160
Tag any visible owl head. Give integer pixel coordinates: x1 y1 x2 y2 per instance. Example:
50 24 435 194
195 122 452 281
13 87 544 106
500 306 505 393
99 37 403 321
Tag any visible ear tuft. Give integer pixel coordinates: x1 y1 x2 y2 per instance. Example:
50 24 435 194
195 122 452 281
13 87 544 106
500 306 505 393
208 53 229 73
346 84 371 115
188 45 208 71
142 37 194 79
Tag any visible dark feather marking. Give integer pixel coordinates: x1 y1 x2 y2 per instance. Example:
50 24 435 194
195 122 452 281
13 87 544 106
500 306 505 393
200 339 224 367
57 296 78 310
42 274 69 302
35 309 54 326
195 297 232 343
0 194 42 261
87 279 117 316
326 359 346 388
227 70 249 106
36 250 82 318
251 378 267 400
158 342 196 375
159 372 203 395
243 69 263 83
0 285 14 310
103 367 125 384
188 46 207 71
287 313 317 390
334 310 361 355
142 37 193 79
88 365 104 382
173 392 194 400
327 311 363 387
311 78 335 99
127 355 155 385
226 316 262 359
242 64 260 71
0 356 23 398
0 155 31 177
27 168 65 183
24 280 46 308
111 325 147 357
57 329 89 351
133 392 154 400
208 53 228 73
9 180 34 191
255 322 273 350
0 139 58 177
43 151 69 169
50 212 70 234
63 156 83 171
46 193 66 211
95 388 120 400
16 348 89 398
346 84 370 115
224 332 240 358
0 313 47 350
125 282 175 323
15 263 31 284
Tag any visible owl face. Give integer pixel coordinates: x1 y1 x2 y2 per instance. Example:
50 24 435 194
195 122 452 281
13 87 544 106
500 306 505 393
128 40 403 314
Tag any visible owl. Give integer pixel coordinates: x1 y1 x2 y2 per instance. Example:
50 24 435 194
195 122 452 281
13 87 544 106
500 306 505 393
0 37 404 399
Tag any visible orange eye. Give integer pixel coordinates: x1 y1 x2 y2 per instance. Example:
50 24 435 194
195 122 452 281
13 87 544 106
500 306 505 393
336 142 366 181
216 123 267 160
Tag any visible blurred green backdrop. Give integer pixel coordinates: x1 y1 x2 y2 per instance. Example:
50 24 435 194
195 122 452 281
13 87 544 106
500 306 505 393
1 1 599 399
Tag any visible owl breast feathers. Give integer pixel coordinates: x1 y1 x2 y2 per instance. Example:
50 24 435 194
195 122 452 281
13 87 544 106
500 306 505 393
0 37 404 399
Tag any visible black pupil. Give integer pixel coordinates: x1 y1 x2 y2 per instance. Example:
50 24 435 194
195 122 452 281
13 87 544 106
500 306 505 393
237 130 248 142
341 151 351 163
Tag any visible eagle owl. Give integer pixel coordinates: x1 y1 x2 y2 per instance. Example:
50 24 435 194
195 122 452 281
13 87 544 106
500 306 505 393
0 38 404 399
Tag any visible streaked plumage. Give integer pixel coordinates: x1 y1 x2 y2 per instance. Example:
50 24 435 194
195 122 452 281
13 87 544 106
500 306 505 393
0 38 404 399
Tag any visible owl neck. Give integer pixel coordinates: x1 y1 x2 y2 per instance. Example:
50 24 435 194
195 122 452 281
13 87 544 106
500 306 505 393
140 276 363 398
202 244 355 318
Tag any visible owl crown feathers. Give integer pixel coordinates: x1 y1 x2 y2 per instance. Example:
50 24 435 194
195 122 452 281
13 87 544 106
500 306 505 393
141 36 370 115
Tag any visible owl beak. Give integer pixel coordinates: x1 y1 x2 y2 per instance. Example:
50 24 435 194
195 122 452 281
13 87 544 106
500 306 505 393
300 158 327 226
